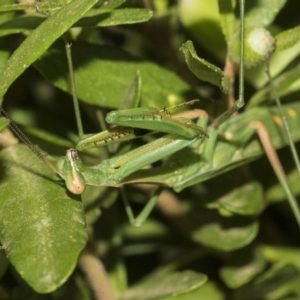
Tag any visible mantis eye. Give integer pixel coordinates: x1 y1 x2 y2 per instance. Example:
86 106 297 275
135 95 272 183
65 168 86 194
64 149 86 194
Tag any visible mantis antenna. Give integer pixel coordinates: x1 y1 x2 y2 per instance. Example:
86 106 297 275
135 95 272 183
0 107 60 175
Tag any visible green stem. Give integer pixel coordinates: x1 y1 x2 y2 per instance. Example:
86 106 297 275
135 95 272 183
64 39 84 138
213 0 245 128
265 62 300 179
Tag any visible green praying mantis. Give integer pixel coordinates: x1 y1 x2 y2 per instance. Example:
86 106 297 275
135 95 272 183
2 86 300 228
57 99 209 195
2 87 300 227
0 97 212 226
1 99 208 193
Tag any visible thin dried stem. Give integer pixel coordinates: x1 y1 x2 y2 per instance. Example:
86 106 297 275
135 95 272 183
251 120 300 228
78 250 115 300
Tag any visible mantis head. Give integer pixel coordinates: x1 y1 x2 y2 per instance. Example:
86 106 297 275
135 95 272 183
57 149 86 195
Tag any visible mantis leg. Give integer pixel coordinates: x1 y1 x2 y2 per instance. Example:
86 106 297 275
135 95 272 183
76 101 208 151
250 121 300 227
120 186 164 228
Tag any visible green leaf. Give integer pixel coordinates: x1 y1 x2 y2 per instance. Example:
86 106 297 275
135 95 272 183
262 245 300 271
77 8 153 27
178 0 227 61
244 0 286 28
180 41 230 93
0 118 9 131
119 271 207 300
0 144 87 293
276 25 300 52
0 1 14 71
218 0 237 43
174 281 224 300
24 126 73 148
123 219 169 241
220 246 266 289
248 63 300 107
0 0 15 23
0 0 98 100
217 182 264 216
232 263 300 300
266 168 300 203
0 15 45 37
0 3 62 12
99 0 125 10
0 39 10 70
34 41 191 108
119 71 142 110
181 208 259 251
0 8 152 38
0 248 9 280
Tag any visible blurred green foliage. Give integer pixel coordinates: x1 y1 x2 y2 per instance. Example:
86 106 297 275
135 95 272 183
1 0 300 299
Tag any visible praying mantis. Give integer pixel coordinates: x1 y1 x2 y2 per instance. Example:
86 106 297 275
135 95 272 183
2 77 300 227
1 97 210 231
1 99 208 193
54 99 209 195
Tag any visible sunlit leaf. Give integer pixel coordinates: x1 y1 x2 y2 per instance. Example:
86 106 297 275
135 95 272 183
0 144 87 293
